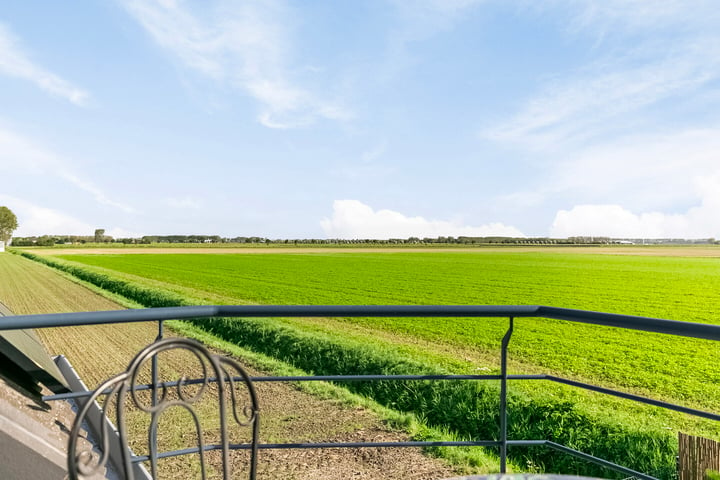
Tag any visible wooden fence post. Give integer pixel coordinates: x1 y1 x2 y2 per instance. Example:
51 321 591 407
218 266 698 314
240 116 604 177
679 432 720 480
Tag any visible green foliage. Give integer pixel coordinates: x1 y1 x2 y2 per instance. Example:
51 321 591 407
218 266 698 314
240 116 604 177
18 253 692 478
707 470 720 480
0 206 19 244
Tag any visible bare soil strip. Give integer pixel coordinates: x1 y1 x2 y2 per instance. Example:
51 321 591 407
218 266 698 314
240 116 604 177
0 253 457 479
24 245 720 257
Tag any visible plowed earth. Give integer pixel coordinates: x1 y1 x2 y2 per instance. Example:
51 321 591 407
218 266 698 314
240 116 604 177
0 253 457 479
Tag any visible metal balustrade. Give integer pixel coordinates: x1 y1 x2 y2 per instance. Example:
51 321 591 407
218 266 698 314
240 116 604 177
3 305 720 479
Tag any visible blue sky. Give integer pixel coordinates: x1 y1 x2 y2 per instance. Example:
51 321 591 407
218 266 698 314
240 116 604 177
1 0 719 239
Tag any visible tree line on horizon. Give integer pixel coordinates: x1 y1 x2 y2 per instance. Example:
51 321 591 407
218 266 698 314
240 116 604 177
9 233 718 247
2 206 717 247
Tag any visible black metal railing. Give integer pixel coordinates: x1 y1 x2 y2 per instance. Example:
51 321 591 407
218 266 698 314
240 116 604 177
3 305 720 479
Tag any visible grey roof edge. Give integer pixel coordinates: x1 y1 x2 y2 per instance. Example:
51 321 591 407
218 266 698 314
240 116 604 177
0 302 70 393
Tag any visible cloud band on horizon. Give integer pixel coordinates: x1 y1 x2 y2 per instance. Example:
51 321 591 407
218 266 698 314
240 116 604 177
321 200 525 239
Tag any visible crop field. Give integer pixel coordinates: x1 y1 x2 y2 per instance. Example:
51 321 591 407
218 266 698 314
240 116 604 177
0 252 463 478
18 247 720 477
51 250 720 405
0 251 122 315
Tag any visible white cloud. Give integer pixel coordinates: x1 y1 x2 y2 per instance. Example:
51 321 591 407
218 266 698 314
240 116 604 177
0 195 141 238
478 2 720 234
321 200 524 239
121 0 350 128
551 128 720 210
0 195 95 237
0 23 89 106
550 172 720 238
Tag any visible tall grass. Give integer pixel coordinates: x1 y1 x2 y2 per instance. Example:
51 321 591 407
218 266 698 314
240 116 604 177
18 250 677 478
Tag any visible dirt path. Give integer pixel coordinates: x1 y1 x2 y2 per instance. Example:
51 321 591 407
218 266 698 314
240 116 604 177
0 253 458 478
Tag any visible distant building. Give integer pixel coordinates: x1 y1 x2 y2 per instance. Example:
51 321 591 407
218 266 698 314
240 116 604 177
0 241 5 252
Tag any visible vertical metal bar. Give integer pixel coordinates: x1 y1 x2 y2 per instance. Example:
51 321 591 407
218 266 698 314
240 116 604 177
152 320 163 404
499 317 514 473
150 320 164 471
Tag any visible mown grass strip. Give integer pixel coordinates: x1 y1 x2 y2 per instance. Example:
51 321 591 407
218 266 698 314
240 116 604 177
17 250 677 478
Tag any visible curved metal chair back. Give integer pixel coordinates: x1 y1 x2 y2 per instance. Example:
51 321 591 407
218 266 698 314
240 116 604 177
68 337 259 479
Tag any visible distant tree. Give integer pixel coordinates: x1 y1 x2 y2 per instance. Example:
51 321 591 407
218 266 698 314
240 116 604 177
36 235 56 246
94 228 105 243
0 206 19 245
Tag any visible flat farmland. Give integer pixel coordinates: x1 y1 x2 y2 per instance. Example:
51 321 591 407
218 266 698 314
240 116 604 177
50 250 720 410
0 252 463 478
26 244 720 257
25 247 720 477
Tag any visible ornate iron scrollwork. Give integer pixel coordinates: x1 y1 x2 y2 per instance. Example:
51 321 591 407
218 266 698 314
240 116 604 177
68 337 260 479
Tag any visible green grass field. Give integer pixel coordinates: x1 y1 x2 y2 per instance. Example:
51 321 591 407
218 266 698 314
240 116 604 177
19 248 720 477
52 251 720 407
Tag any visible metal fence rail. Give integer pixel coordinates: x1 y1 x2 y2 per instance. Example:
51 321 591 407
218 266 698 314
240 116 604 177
3 305 720 479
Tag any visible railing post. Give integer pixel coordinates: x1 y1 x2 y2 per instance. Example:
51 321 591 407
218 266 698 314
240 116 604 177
499 317 514 472
150 320 164 469
151 320 164 405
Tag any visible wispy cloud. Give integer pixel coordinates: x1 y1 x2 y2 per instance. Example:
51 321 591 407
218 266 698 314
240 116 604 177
476 1 720 238
2 195 140 238
0 125 135 213
0 23 89 106
321 200 524 239
121 0 350 128
484 41 720 149
482 2 720 149
0 194 95 237
59 172 136 213
565 0 718 35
